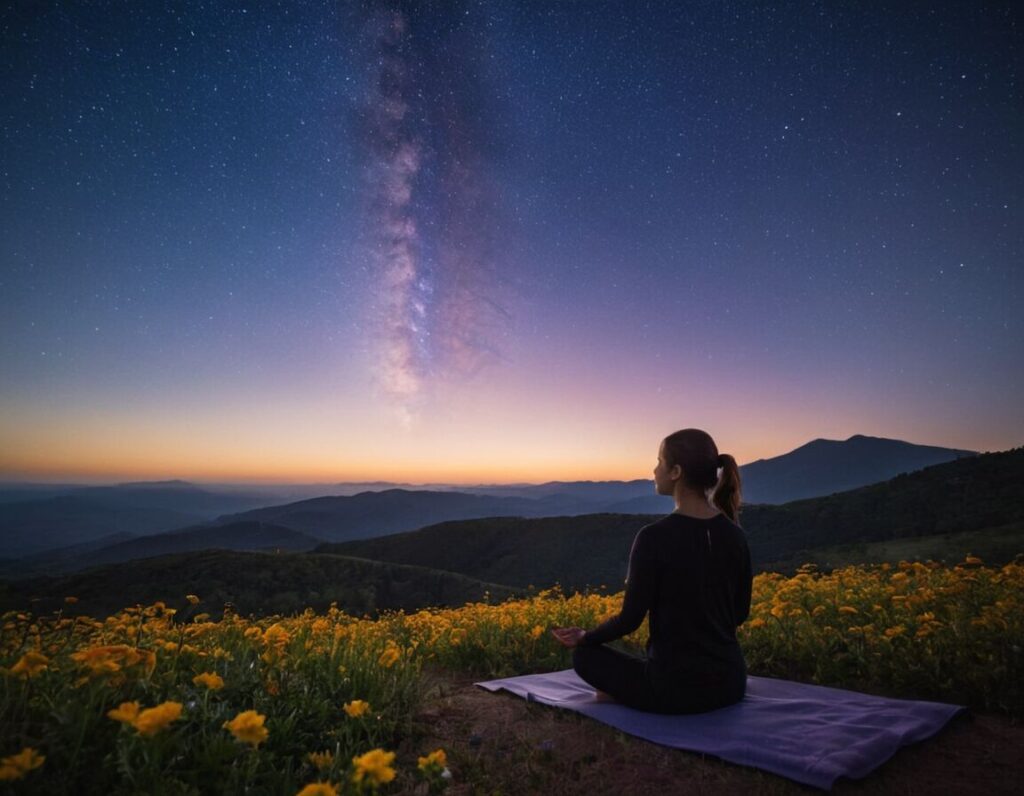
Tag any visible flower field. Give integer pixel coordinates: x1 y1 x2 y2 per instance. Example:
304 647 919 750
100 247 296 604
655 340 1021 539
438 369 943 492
1 556 1021 793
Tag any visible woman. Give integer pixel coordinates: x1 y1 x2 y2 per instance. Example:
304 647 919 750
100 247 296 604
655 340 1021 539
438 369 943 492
551 428 752 714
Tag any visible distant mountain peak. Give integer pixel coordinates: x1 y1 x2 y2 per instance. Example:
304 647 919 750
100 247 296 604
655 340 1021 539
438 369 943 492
738 434 977 504
114 479 196 489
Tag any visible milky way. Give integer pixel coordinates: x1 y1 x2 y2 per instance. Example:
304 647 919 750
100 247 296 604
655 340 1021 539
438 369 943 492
357 2 511 424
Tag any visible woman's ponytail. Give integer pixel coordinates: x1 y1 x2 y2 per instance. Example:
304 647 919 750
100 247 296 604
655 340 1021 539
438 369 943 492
712 453 742 525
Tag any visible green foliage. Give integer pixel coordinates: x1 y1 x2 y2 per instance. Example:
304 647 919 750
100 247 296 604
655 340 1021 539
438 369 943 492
0 550 518 620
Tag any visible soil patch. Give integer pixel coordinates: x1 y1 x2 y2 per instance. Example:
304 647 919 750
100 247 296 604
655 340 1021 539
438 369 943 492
393 669 1024 795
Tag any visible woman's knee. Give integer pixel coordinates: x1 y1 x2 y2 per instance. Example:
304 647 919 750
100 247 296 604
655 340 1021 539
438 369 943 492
571 644 596 674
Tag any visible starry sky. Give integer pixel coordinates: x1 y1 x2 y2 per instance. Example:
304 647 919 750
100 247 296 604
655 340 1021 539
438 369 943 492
1 1 1021 484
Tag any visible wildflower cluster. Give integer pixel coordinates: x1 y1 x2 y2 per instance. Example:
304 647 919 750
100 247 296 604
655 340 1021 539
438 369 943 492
739 557 1023 711
0 557 1020 791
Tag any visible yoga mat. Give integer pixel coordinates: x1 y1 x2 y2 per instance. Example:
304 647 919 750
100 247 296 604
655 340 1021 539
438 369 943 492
476 669 966 790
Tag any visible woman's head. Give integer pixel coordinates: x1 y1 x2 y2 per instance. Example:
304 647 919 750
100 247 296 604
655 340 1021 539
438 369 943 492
655 429 743 524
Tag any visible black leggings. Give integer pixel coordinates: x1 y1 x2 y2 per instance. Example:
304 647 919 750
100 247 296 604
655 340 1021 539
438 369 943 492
572 643 745 715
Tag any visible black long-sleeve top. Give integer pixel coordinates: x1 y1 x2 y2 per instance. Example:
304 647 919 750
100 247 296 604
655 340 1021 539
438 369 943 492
582 512 753 679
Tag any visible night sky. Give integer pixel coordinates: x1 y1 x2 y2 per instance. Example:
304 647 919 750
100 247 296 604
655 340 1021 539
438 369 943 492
1 1 1021 484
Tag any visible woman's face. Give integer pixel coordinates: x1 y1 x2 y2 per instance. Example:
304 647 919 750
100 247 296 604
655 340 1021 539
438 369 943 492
654 442 680 495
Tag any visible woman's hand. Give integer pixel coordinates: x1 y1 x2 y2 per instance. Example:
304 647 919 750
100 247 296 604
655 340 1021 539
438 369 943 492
550 626 587 648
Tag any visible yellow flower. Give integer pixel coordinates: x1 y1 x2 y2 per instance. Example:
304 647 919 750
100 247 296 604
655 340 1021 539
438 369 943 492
417 748 447 771
964 555 983 565
263 623 291 649
64 596 79 604
839 606 859 615
307 750 334 772
186 594 201 605
377 643 401 669
69 644 156 682
343 699 370 718
529 625 545 640
224 710 269 747
296 784 338 796
132 701 183 737
9 650 49 679
0 747 45 781
193 671 225 690
746 617 766 629
311 618 331 635
107 701 142 724
351 748 396 786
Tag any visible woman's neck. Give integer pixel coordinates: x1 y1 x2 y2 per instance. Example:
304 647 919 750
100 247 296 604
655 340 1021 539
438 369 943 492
672 490 720 519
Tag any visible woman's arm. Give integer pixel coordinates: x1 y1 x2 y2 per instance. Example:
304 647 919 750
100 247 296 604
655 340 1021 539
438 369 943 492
579 527 656 645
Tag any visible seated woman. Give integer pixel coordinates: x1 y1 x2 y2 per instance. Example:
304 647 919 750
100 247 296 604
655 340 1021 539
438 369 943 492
552 428 752 714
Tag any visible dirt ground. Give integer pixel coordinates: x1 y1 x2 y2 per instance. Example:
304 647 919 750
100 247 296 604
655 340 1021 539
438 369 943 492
393 669 1024 795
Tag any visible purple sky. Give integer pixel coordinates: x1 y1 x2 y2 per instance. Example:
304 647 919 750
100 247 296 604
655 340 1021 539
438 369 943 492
1 1 1021 483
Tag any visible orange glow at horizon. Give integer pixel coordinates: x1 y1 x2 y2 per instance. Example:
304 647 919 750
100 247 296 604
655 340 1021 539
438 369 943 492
1 429 794 485
2 341 1010 486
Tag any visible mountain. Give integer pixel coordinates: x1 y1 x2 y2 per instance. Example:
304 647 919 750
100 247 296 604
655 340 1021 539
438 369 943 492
0 483 287 558
0 496 204 558
456 480 655 502
0 482 94 504
320 447 1024 586
738 434 976 503
0 434 982 564
209 434 975 542
3 521 323 578
320 437 974 507
597 434 977 511
67 481 275 516
213 489 609 543
738 444 1020 568
0 549 519 619
0 531 137 579
2 447 1018 618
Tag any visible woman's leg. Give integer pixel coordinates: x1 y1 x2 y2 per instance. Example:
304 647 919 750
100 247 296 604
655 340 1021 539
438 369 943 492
571 644 660 712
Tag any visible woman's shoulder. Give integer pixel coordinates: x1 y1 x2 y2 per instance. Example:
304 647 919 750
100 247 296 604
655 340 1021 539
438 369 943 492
656 510 731 525
639 512 715 537
657 511 747 537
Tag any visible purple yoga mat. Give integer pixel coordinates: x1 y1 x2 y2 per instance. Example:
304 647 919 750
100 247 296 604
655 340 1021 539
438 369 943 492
476 669 965 790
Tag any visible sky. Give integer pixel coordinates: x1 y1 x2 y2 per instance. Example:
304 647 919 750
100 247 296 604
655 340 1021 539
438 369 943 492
1 1 1021 485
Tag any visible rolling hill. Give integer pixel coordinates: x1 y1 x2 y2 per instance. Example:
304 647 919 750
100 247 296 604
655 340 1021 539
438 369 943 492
213 489 598 542
4 520 323 577
0 549 519 619
0 496 204 558
321 446 1024 586
0 481 285 558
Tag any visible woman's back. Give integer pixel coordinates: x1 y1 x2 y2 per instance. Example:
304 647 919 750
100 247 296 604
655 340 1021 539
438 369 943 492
641 512 752 684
